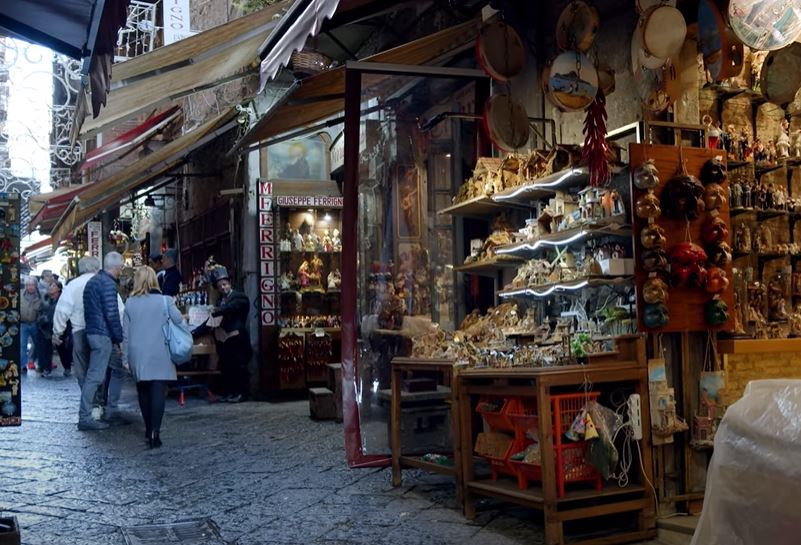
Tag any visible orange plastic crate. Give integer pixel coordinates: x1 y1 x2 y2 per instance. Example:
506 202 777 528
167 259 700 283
551 392 603 497
476 397 516 431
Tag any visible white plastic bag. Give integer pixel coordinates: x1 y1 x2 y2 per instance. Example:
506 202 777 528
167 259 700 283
691 380 801 545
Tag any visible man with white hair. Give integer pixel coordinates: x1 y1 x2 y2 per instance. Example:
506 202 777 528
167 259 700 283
53 256 100 380
78 252 124 431
20 276 41 372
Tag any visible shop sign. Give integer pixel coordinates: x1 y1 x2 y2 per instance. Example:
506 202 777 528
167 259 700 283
163 0 196 45
275 195 344 208
87 221 102 258
257 180 276 326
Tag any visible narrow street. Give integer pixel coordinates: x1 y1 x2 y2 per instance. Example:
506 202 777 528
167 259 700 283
0 373 557 545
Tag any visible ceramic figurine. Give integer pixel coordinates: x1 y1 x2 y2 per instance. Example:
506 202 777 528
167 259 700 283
298 260 311 288
722 124 734 155
777 120 791 159
793 130 801 158
321 229 333 253
327 269 342 290
332 229 342 252
765 183 775 210
731 179 743 208
743 181 753 208
292 230 304 252
739 128 751 162
767 140 777 165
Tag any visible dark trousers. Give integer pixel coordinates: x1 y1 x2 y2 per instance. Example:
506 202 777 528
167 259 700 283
136 380 168 436
56 335 73 371
35 336 53 372
217 333 252 397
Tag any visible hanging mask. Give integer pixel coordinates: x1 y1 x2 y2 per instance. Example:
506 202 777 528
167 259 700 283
705 298 729 325
707 241 732 267
643 277 669 304
641 224 667 250
635 192 661 219
702 215 729 244
705 266 730 294
644 302 670 328
700 157 727 186
642 248 668 272
633 159 660 190
704 183 728 211
661 174 706 220
669 242 708 288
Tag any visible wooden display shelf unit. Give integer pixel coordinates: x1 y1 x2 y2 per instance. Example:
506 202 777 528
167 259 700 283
498 275 633 299
457 351 655 545
491 166 588 207
437 195 507 217
453 257 524 276
718 338 801 354
390 357 462 502
494 223 632 259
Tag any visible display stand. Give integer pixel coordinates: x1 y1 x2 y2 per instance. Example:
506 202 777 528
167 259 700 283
390 357 461 502
457 338 656 545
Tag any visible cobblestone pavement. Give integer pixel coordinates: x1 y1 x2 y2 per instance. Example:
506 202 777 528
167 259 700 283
0 372 663 545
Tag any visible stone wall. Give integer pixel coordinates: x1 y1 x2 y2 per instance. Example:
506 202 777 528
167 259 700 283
722 349 801 402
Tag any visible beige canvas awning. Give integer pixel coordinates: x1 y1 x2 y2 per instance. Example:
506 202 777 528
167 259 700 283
54 108 239 244
75 2 289 140
236 18 481 150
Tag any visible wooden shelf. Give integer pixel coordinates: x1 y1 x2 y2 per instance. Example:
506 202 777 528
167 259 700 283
718 338 801 354
454 257 523 276
467 476 647 506
498 276 633 298
756 164 783 178
495 223 631 259
491 167 588 208
703 84 767 105
398 455 457 476
437 195 506 217
279 327 341 334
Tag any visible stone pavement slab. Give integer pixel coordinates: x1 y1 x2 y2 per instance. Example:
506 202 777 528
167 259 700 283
0 372 662 545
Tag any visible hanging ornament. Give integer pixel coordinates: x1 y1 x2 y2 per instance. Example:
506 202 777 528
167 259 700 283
582 89 609 187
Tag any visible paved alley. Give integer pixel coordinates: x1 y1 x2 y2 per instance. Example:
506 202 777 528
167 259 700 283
0 374 668 545
0 372 553 545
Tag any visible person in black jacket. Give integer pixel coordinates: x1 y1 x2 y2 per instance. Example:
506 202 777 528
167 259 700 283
79 252 125 431
36 281 62 376
210 266 251 403
160 248 182 297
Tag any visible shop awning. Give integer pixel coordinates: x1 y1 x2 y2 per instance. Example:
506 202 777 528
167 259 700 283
237 18 481 150
0 0 129 116
74 2 289 140
29 183 97 235
78 106 182 172
258 0 340 90
53 108 239 244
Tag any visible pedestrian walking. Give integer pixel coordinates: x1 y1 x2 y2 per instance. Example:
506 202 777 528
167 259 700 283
53 256 100 383
210 266 251 403
20 276 41 373
97 295 128 425
35 281 62 376
79 252 124 431
123 266 181 448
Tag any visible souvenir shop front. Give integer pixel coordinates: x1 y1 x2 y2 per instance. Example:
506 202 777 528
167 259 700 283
242 1 801 542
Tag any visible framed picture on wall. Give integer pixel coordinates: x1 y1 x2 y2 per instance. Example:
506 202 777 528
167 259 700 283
266 133 330 181
395 165 421 239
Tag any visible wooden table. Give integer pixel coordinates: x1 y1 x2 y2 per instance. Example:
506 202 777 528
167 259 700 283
390 357 462 503
458 357 656 545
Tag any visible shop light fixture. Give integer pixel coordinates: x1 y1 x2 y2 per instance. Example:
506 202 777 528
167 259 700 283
324 214 332 222
496 229 590 255
492 168 583 202
500 279 590 299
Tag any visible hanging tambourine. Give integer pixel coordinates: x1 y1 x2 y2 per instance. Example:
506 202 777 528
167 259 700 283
483 93 530 151
545 51 599 112
597 62 616 96
760 43 801 105
698 0 744 82
728 0 801 51
632 39 679 113
476 22 525 82
636 4 687 60
636 0 677 13
556 1 599 52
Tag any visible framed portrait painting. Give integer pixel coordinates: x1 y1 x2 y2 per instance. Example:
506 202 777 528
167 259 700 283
395 165 421 239
266 133 329 181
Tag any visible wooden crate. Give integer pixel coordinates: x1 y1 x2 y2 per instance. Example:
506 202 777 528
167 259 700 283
309 387 338 420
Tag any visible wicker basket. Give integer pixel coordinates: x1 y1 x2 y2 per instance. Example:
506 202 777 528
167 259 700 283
291 50 332 79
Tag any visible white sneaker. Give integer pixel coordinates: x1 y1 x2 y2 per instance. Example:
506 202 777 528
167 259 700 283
91 406 104 421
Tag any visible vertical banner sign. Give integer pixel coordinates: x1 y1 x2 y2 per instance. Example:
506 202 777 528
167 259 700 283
258 180 277 326
162 0 195 45
1 193 21 426
87 221 102 258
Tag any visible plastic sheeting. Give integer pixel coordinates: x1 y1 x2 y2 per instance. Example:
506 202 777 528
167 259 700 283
691 379 801 545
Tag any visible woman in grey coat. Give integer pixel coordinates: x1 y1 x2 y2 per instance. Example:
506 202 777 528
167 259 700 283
122 266 182 448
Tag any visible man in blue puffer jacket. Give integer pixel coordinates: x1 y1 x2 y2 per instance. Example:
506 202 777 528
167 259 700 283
78 252 125 431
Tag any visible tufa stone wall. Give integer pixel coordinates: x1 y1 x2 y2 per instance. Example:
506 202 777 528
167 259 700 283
722 351 801 402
